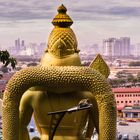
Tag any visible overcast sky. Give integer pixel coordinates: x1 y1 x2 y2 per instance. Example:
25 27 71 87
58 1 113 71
0 0 140 48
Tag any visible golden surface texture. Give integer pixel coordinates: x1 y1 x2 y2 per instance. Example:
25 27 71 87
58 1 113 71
90 54 110 78
52 4 73 27
46 4 79 58
47 27 78 58
2 4 116 140
2 66 116 140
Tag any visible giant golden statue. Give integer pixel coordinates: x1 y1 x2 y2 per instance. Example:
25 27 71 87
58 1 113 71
2 5 116 140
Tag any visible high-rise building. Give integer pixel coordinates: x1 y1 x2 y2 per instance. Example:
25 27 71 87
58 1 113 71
21 40 25 47
15 38 21 51
119 37 130 56
103 38 116 56
103 37 130 57
133 43 140 57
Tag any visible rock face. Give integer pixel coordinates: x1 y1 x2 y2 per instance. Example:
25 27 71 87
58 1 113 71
2 4 116 140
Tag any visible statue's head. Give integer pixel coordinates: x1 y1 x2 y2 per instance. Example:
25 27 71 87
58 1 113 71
40 4 81 66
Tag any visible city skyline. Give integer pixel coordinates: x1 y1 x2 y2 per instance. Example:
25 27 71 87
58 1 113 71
0 0 140 48
9 36 140 58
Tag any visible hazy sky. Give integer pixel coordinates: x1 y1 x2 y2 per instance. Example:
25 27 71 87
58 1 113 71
0 0 140 48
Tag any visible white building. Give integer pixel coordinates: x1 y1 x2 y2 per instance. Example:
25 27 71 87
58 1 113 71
133 43 140 57
119 37 130 56
103 37 130 57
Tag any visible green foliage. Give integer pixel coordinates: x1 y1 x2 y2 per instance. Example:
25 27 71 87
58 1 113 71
27 62 38 67
136 73 140 82
109 72 139 88
0 50 17 69
115 71 127 78
108 78 126 87
127 74 134 82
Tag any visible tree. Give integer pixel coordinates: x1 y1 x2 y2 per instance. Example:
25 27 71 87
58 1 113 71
137 73 140 82
115 71 127 78
127 74 134 82
27 62 38 67
108 78 126 88
129 61 140 66
0 50 17 69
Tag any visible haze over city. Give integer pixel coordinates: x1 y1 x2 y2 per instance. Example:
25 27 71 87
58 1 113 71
0 0 140 48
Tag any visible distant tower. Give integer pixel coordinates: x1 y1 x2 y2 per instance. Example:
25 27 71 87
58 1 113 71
103 38 115 57
133 43 140 57
103 37 131 57
119 37 130 57
15 38 21 51
17 38 20 48
21 40 25 47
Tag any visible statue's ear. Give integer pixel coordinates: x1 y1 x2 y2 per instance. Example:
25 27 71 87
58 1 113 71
89 54 110 78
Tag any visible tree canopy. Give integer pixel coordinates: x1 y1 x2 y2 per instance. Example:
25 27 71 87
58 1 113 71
0 50 17 69
129 61 140 66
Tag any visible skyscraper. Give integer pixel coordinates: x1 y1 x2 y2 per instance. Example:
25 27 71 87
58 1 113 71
133 43 140 57
103 38 116 56
21 40 25 47
15 38 20 51
119 37 130 56
103 37 130 57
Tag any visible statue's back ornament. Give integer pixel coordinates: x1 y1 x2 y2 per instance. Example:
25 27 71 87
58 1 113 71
2 4 116 140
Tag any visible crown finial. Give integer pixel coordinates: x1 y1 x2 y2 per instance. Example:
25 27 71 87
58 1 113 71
41 4 81 66
57 4 67 13
52 4 73 27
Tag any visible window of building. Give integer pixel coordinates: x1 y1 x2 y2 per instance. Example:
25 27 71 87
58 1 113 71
133 113 138 118
125 113 128 117
125 95 127 97
121 101 123 103
122 95 124 97
130 94 132 97
133 94 135 97
117 101 119 103
125 113 131 118
129 101 132 103
125 101 128 103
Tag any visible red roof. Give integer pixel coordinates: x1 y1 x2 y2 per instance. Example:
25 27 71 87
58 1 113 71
112 87 140 93
117 107 124 110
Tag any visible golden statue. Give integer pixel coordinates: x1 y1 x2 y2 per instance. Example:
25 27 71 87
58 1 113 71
2 4 116 140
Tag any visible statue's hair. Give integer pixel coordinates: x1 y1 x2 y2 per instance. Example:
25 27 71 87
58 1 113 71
2 66 116 140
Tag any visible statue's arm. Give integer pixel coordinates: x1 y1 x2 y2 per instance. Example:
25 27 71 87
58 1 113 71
19 92 33 140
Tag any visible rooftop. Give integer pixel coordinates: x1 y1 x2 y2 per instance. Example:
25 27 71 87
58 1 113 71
112 87 140 93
